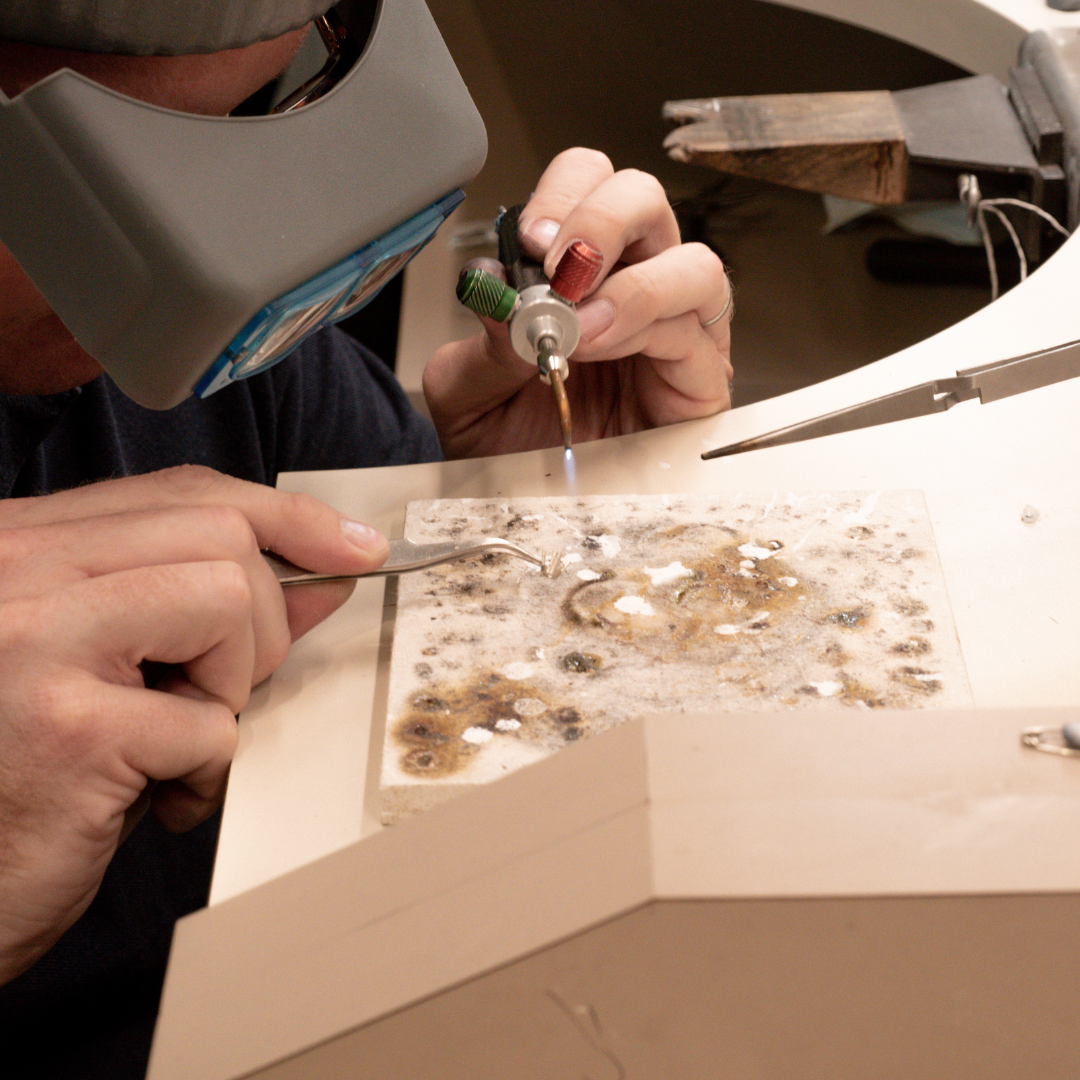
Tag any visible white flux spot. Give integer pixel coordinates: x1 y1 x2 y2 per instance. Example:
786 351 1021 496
614 595 656 616
738 543 774 560
808 681 843 697
577 568 603 581
643 561 693 586
843 490 881 525
588 534 622 558
714 612 769 635
494 718 521 732
462 726 493 744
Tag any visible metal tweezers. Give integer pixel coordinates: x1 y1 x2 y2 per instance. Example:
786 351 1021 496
703 335 1080 458
264 537 563 585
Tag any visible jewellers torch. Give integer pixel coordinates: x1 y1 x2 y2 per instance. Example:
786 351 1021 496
456 204 603 452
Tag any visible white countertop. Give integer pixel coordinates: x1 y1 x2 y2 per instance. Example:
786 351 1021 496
776 0 1079 75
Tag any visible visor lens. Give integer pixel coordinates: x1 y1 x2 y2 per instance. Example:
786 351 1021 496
334 248 418 320
194 189 464 398
230 289 350 379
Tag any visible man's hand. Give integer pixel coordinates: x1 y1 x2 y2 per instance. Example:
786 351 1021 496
424 148 734 458
0 466 387 984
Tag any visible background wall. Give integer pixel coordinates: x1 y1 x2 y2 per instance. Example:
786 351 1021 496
425 0 970 210
397 1 994 406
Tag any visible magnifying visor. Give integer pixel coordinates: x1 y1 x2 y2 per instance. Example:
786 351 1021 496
0 0 487 408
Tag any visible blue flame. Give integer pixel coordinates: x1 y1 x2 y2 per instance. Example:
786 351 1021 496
563 447 577 493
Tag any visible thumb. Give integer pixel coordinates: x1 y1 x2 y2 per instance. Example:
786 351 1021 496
456 258 531 370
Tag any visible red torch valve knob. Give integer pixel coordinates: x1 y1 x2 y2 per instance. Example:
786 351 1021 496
549 241 604 304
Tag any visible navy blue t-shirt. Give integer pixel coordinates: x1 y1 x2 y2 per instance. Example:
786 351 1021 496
0 328 442 1078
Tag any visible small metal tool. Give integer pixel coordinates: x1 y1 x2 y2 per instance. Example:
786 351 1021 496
264 536 563 585
703 335 1080 459
1021 721 1080 756
456 204 603 453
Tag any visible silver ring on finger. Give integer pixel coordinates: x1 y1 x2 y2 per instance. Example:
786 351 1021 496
701 277 734 327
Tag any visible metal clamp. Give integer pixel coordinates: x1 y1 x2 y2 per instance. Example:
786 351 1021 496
1021 724 1080 757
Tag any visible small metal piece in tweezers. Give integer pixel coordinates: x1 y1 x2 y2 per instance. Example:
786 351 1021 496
264 537 563 586
703 336 1080 459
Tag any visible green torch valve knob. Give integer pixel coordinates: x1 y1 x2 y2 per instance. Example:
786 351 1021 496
456 267 519 322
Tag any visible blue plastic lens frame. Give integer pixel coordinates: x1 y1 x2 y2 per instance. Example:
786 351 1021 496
194 189 465 398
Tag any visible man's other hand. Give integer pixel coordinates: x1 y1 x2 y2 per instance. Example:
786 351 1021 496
0 466 386 983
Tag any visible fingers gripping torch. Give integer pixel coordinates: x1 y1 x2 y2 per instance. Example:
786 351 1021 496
456 204 602 453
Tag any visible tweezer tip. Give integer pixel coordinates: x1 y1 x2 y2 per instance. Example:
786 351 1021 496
701 443 743 460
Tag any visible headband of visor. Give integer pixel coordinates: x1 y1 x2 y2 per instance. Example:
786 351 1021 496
0 0 487 407
0 0 333 55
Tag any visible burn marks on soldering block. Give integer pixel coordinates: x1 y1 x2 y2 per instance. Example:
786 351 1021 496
381 492 971 816
392 672 594 779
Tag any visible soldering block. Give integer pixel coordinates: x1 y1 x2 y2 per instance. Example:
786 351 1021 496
379 491 971 823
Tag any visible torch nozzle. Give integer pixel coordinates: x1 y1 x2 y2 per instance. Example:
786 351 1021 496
536 337 572 452
548 367 572 453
